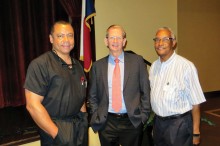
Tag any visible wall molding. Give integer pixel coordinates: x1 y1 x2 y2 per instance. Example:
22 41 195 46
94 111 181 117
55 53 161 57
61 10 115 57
204 90 220 98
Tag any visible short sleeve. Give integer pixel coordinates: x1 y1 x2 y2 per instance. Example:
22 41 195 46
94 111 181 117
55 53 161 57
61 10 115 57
186 63 206 105
24 60 49 96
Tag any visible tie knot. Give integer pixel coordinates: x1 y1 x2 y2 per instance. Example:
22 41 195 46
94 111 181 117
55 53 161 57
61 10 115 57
114 58 119 63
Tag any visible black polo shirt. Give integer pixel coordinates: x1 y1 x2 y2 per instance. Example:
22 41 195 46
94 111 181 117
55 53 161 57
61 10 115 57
24 51 86 118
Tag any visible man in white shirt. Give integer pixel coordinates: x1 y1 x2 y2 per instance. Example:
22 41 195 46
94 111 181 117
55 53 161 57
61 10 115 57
149 27 206 146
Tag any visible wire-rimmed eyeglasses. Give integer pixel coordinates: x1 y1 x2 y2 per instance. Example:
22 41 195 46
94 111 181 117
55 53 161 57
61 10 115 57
153 37 174 43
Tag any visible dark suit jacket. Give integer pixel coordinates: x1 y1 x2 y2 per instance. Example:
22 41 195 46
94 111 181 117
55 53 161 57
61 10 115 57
88 52 151 132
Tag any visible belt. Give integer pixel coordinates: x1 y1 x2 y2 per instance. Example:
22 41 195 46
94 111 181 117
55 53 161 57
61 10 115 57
52 115 79 121
156 111 191 120
108 112 128 118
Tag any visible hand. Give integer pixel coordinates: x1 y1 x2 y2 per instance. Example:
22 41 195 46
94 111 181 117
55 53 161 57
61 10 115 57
193 134 200 146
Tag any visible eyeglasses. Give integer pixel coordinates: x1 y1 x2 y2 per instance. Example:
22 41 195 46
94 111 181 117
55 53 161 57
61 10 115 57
153 37 174 43
107 36 124 41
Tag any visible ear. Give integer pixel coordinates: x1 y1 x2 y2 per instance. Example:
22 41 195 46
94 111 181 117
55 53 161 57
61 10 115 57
104 38 108 47
172 40 177 49
49 34 53 44
122 38 127 47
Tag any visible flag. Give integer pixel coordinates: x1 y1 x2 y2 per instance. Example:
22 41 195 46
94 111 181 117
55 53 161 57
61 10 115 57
80 0 96 72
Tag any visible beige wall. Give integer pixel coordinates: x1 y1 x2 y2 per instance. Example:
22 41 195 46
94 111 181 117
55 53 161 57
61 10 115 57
178 0 220 92
95 0 220 92
20 140 40 146
95 0 177 62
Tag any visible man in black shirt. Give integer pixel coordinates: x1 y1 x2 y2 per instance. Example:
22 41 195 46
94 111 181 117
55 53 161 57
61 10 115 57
24 21 87 146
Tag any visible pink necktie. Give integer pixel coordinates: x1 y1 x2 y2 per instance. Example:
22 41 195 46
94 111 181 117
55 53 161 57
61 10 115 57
112 58 122 112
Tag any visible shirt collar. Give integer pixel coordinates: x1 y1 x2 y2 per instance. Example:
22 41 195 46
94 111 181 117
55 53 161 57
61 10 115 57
159 51 176 65
51 50 76 65
109 52 124 63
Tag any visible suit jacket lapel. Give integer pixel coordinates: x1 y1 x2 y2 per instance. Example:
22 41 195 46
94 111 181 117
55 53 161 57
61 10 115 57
102 56 109 96
124 53 130 90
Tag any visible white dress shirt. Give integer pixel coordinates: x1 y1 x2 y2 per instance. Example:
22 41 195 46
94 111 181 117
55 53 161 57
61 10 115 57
149 52 206 117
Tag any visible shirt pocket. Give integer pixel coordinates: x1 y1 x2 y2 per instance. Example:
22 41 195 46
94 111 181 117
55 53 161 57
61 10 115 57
163 83 176 94
162 79 186 104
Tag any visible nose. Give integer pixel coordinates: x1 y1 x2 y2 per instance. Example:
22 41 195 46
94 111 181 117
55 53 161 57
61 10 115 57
62 35 69 41
113 37 118 42
158 39 164 45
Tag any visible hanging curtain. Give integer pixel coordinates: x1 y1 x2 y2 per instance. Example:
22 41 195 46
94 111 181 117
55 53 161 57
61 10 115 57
0 0 68 108
59 0 82 59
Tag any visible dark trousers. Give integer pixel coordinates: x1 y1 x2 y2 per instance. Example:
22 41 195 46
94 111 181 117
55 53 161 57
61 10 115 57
153 113 193 146
39 112 88 146
98 113 143 146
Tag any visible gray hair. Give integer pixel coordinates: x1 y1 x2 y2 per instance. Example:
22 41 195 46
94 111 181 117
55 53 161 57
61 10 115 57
156 27 176 40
